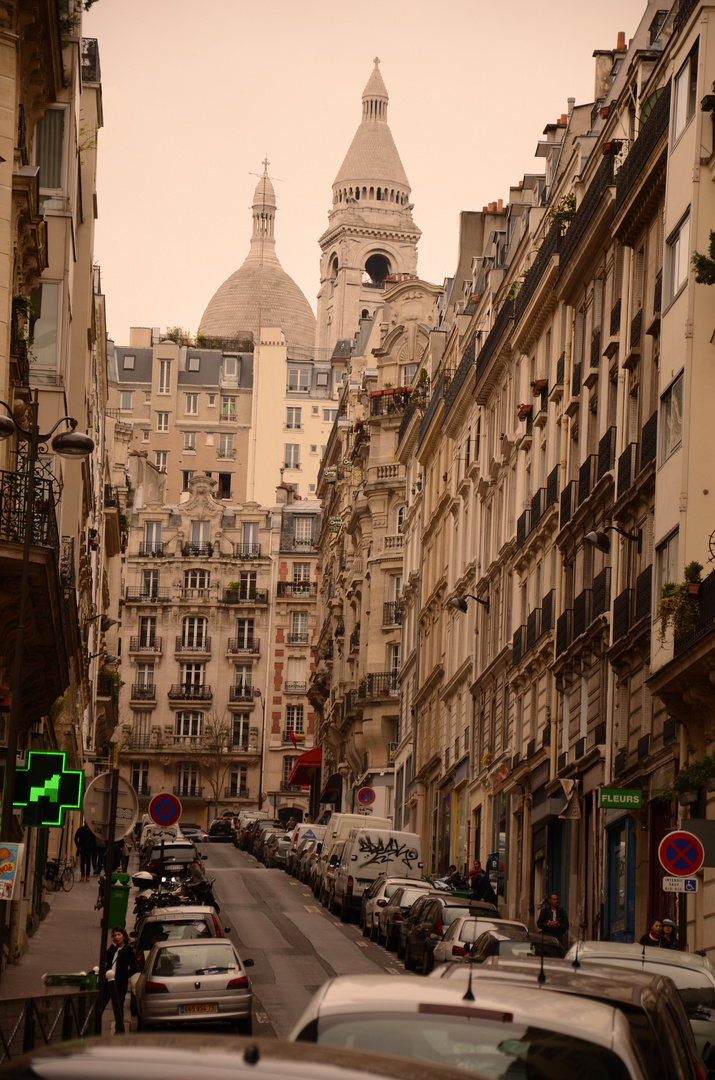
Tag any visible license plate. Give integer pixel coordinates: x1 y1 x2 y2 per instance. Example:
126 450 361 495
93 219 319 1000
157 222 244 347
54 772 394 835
180 1002 217 1014
165 863 182 871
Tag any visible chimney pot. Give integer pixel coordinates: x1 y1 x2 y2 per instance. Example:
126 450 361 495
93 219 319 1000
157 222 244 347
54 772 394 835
559 113 567 125
616 31 626 50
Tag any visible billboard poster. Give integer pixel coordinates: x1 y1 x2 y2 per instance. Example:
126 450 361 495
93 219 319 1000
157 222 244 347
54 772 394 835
0 843 24 900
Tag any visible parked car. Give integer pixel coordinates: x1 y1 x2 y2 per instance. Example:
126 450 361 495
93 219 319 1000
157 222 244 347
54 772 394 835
396 892 445 961
265 833 293 869
134 938 254 1033
564 940 715 1055
435 957 708 1080
316 814 392 905
431 915 527 964
143 840 204 877
333 828 423 921
403 895 500 975
468 925 565 963
208 818 234 843
131 905 229 972
248 819 282 858
256 829 278 865
0 1033 487 1080
179 824 209 843
323 841 347 909
296 839 322 882
235 810 269 849
360 876 432 938
286 823 327 875
375 884 437 949
289 974 650 1078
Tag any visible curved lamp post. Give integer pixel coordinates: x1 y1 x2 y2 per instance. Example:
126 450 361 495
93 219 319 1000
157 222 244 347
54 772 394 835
0 389 93 845
584 525 641 555
447 593 490 615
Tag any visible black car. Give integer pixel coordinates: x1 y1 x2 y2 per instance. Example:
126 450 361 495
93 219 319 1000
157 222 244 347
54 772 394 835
375 884 437 949
468 925 565 962
208 818 234 842
396 892 444 961
404 895 500 975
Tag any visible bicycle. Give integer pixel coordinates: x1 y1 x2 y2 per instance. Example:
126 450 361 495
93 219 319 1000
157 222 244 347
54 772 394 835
45 856 76 892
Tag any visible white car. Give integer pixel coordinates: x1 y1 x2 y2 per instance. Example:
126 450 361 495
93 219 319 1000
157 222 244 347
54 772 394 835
134 937 253 1032
288 974 649 1078
431 916 526 964
564 940 715 1054
360 876 432 937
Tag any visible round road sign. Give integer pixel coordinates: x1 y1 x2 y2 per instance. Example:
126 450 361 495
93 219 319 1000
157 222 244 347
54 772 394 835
149 791 182 827
658 830 705 877
356 787 375 807
83 773 138 842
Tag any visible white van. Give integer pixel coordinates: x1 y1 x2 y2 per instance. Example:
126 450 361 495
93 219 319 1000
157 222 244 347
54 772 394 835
316 813 392 905
332 828 423 918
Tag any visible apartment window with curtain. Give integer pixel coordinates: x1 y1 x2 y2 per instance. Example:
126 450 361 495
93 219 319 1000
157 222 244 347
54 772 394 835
656 530 679 600
285 444 300 469
661 373 683 461
177 762 199 795
232 716 250 750
228 765 247 796
183 432 196 451
219 433 234 459
185 393 198 415
154 451 167 471
158 359 171 394
221 396 236 419
673 42 699 143
156 412 169 432
286 705 304 734
35 107 66 196
286 407 302 430
290 611 308 643
29 283 60 369
176 712 203 740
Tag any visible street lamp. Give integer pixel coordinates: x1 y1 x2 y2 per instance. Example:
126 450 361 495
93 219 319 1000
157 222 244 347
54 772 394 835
447 593 490 615
585 525 642 555
253 688 267 810
0 389 94 845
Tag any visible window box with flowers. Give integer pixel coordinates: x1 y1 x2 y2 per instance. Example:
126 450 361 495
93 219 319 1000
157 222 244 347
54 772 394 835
481 749 493 769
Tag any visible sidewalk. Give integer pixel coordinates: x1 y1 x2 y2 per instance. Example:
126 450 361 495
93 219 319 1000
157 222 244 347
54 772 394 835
1 872 126 999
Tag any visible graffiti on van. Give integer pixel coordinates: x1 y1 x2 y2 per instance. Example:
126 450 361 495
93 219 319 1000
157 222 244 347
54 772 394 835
357 835 419 868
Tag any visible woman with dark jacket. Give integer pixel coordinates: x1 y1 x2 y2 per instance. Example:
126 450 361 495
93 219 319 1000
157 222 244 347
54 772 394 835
104 926 136 1011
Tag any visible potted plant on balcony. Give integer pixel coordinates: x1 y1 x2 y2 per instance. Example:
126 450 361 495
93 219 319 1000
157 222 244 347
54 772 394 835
657 561 703 642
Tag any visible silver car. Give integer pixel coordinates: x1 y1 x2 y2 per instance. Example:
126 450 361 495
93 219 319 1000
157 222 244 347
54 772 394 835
135 938 253 1032
431 916 526 964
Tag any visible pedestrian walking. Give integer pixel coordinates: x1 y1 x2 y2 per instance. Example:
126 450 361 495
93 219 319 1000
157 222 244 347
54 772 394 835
661 918 679 949
469 860 497 906
74 822 96 882
120 835 132 873
639 918 663 946
537 893 569 940
103 926 137 1012
94 837 106 877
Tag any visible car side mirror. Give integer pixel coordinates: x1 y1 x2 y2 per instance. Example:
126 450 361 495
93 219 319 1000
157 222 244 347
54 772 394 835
243 958 255 967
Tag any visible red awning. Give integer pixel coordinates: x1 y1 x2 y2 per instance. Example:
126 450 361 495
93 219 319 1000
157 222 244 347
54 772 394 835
287 746 322 786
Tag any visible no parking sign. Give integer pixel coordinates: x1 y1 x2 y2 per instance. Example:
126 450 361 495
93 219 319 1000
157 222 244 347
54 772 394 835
356 787 375 807
658 830 704 876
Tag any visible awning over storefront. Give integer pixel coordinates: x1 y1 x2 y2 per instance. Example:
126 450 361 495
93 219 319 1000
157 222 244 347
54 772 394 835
319 772 343 804
287 746 322 786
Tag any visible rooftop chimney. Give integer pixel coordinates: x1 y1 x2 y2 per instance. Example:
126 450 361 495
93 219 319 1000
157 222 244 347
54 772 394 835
616 31 626 50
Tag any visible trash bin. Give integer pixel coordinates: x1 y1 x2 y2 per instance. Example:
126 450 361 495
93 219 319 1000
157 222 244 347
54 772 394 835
107 872 131 927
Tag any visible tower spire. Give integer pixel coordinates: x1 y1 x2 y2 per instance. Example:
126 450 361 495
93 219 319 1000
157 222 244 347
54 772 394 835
362 56 389 122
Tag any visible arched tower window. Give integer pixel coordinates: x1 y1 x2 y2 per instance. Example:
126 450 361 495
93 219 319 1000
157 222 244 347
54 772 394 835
364 253 390 285
361 309 369 319
376 188 382 201
330 256 339 279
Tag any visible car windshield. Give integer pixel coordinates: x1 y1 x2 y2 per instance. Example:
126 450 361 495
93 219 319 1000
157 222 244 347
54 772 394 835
305 1010 633 1079
443 906 471 927
401 887 430 906
138 919 212 951
148 847 194 863
152 943 238 977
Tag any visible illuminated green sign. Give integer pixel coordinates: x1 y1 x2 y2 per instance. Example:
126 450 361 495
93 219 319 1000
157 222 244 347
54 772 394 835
14 751 84 827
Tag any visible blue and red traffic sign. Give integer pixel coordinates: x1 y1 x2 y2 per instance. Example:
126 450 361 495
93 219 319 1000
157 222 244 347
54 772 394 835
356 787 375 806
658 830 705 877
149 791 182 827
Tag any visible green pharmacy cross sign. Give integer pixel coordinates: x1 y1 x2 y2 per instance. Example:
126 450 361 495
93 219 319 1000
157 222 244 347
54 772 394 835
13 751 84 827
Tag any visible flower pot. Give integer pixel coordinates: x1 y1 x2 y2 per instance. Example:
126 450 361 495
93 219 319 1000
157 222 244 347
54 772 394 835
687 583 701 596
678 789 699 805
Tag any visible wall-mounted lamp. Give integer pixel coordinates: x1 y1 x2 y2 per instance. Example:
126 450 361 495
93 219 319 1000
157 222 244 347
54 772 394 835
86 615 118 632
585 525 642 555
89 652 118 663
448 593 490 615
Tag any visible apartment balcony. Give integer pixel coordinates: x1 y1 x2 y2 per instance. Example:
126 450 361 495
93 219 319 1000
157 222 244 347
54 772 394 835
287 632 309 645
230 740 250 753
612 589 634 644
175 636 211 654
217 449 236 460
614 80 671 217
276 582 318 599
516 509 531 550
234 543 261 558
530 488 545 531
357 672 399 699
181 542 214 557
285 681 307 693
592 567 612 618
282 730 306 743
227 638 260 655
577 455 598 507
343 690 359 719
138 541 167 556
512 625 527 667
541 590 555 633
640 411 657 469
133 784 151 798
129 637 162 654
634 565 653 624
221 588 269 605
597 427 617 482
224 787 249 798
555 610 573 658
674 571 715 658
545 465 559 509
130 684 156 703
125 587 169 603
526 606 541 651
180 587 211 601
229 685 254 703
126 733 160 751
370 388 412 417
572 589 592 639
617 443 638 499
173 785 204 799
383 601 401 626
280 782 304 792
349 626 360 652
168 684 213 701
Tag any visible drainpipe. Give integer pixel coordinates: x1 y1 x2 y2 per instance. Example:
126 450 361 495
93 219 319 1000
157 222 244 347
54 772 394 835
554 305 574 762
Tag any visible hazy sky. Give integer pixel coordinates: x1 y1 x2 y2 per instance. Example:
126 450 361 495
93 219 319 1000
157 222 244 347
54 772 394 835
84 0 649 346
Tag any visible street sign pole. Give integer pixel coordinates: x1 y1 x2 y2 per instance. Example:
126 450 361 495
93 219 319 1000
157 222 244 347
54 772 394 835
96 767 119 1033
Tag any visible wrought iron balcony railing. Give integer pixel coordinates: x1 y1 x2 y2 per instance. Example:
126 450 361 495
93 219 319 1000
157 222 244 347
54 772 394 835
227 638 260 654
287 632 309 645
229 685 254 702
125 587 169 602
276 582 317 598
138 541 165 556
130 684 156 700
285 681 307 692
224 787 249 798
168 684 213 701
234 543 261 558
222 588 269 605
383 601 401 626
129 636 162 652
175 636 211 652
0 469 59 553
182 542 214 557
357 672 399 699
173 785 203 798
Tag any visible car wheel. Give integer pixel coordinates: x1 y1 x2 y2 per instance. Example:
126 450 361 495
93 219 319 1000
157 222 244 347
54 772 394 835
320 888 328 907
421 949 433 976
369 919 378 942
339 900 349 923
328 890 336 914
404 943 416 971
129 993 137 1016
385 929 396 951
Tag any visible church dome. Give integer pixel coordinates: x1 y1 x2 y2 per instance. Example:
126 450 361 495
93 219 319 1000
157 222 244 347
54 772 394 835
333 59 410 194
200 161 316 353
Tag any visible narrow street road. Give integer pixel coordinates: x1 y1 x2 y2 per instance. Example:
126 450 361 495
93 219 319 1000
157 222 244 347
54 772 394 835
204 843 408 1038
